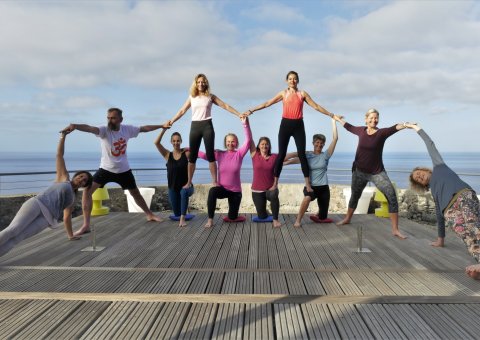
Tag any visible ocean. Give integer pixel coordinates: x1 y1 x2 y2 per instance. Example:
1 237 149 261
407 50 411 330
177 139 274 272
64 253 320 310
1 151 480 195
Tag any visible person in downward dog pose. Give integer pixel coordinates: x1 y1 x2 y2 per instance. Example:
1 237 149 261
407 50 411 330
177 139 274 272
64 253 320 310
0 131 93 257
284 118 338 227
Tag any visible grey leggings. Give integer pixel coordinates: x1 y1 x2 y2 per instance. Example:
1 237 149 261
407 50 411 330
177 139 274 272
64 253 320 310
0 197 49 257
349 169 398 213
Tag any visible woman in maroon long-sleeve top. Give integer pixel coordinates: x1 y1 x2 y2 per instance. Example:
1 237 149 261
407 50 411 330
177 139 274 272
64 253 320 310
335 108 411 239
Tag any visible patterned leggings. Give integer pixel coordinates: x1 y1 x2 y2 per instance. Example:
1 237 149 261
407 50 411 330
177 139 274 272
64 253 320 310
444 189 480 262
350 169 398 213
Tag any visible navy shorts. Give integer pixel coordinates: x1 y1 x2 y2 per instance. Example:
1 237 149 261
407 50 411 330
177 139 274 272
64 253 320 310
93 168 137 190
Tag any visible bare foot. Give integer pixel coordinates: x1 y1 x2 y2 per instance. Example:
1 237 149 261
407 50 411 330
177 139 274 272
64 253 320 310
336 218 351 226
272 220 281 228
179 216 187 227
73 225 91 237
205 219 213 228
466 264 480 280
430 240 444 247
393 231 407 239
147 214 164 222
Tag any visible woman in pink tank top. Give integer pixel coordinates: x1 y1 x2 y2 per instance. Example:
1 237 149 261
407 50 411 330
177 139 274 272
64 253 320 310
168 74 243 189
243 71 340 193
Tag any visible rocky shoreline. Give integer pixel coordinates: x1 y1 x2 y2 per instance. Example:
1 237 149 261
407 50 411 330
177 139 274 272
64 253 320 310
0 184 437 230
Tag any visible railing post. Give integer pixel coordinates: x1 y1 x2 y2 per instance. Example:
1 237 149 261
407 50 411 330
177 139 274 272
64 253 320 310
353 225 371 253
81 224 105 252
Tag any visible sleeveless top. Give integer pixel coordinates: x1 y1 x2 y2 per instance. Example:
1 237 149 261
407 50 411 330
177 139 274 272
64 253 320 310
167 150 189 191
282 90 304 120
37 181 75 221
251 152 278 191
190 95 213 121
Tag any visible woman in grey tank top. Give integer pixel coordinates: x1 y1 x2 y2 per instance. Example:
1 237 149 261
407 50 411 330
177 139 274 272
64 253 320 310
0 131 93 257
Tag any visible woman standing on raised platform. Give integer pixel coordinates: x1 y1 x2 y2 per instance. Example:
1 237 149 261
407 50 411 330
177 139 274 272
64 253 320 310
168 74 242 188
154 129 193 227
0 131 93 257
405 123 480 280
334 109 409 239
243 71 339 193
199 117 252 228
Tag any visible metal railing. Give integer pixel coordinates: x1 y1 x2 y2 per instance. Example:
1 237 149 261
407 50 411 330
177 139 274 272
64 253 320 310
1 168 480 196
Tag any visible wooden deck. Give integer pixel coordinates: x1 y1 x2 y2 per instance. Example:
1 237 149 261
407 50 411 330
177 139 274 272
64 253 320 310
1 212 480 339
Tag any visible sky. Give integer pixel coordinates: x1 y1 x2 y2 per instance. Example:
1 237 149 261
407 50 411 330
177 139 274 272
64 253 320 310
0 0 479 155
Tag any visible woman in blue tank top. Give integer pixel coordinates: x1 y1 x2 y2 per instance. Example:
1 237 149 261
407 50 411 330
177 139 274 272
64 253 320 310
0 131 93 257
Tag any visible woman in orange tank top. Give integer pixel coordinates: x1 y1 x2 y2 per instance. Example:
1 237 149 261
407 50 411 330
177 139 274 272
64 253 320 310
243 71 340 193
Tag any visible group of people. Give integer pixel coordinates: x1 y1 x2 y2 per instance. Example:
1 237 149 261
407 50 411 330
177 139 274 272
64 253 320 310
1 71 479 280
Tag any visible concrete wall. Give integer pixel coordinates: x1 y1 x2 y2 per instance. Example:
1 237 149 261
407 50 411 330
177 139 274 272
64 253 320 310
0 184 437 230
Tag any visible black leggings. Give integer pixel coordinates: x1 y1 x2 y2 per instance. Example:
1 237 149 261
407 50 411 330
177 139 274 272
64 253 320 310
252 189 280 220
274 118 308 178
207 186 242 219
303 185 330 220
189 120 216 163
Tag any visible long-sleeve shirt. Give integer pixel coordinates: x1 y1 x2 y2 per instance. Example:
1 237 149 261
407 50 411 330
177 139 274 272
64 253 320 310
199 122 252 192
419 129 472 234
344 123 398 174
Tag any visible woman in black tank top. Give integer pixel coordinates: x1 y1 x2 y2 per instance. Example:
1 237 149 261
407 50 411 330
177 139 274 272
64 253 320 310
155 129 194 227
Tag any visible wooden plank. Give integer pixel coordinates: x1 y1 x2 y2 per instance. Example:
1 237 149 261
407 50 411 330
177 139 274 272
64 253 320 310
347 272 382 295
187 271 212 294
301 303 341 339
236 271 253 294
0 300 57 338
410 304 474 340
236 221 251 269
150 271 181 293
253 271 271 294
327 303 374 339
47 300 110 339
381 304 439 339
316 272 344 295
244 303 274 340
79 301 138 339
285 271 307 295
205 272 225 294
248 221 258 269
225 224 243 268
332 272 363 295
356 304 408 340
179 303 217 339
438 304 480 337
256 223 269 269
269 272 289 294
145 302 190 339
169 271 196 293
222 272 238 294
265 220 281 269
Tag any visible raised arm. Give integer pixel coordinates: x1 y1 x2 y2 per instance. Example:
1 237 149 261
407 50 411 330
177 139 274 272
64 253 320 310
327 118 339 156
238 117 253 157
55 132 70 183
404 123 444 166
139 122 170 133
61 123 99 135
249 138 256 157
242 91 284 117
168 97 192 126
212 95 242 118
154 128 170 161
303 91 335 118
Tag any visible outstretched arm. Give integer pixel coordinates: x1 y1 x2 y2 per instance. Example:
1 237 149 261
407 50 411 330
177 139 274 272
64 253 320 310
404 123 444 166
249 136 256 157
238 116 253 157
327 118 339 156
168 97 192 126
61 123 99 135
212 95 242 118
56 132 70 183
154 128 170 160
303 91 336 118
139 122 170 133
333 114 347 127
242 91 284 117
